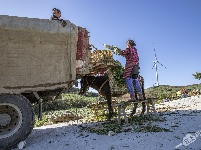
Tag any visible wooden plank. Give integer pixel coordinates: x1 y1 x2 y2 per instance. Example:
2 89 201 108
112 98 159 124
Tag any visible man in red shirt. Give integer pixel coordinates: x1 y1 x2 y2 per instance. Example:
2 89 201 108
116 40 143 101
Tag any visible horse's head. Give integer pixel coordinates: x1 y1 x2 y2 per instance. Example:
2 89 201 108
79 75 95 95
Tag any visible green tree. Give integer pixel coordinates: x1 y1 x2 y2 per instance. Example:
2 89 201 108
192 72 201 80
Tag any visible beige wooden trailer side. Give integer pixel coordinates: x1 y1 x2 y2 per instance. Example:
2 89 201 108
0 15 78 94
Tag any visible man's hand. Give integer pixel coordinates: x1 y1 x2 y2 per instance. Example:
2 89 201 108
114 47 121 55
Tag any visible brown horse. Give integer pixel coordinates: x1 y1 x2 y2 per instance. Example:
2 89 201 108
79 74 146 120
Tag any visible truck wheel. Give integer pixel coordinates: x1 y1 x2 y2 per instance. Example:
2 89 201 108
0 95 35 149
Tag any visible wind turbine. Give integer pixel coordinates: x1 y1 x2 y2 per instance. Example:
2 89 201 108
152 45 167 86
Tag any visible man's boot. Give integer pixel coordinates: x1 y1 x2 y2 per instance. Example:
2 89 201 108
138 94 144 101
128 94 137 102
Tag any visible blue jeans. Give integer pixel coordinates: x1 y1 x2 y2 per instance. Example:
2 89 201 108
126 77 142 95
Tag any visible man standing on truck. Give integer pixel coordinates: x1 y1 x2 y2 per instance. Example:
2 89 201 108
50 8 61 20
50 8 67 27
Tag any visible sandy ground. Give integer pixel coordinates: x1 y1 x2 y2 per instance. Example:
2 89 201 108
13 96 201 150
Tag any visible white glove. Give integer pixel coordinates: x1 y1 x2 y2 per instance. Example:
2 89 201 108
114 48 118 53
114 48 121 55
103 44 113 49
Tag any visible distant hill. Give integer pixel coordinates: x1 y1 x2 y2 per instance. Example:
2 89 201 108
145 83 201 100
67 83 201 100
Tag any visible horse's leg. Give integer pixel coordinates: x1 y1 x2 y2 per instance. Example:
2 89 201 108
107 94 113 120
103 85 113 120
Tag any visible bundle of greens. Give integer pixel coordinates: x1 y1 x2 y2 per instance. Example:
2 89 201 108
103 44 121 55
110 60 126 87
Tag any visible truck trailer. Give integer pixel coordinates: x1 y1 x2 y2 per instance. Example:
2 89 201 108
0 15 91 149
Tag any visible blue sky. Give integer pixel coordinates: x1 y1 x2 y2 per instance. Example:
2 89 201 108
1 0 201 89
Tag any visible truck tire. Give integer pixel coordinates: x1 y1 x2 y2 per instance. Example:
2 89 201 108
0 95 35 149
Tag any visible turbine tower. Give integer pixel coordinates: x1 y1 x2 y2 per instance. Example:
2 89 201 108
152 46 167 86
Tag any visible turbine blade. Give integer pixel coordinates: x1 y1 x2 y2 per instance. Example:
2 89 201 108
158 61 167 69
152 62 156 69
154 48 157 58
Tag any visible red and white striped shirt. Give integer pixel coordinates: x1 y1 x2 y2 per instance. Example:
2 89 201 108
121 46 139 79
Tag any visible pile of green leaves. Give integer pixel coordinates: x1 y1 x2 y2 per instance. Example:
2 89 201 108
130 115 170 132
110 60 126 87
86 120 122 135
83 115 170 135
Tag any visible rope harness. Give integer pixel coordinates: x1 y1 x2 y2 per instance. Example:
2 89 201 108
98 78 109 94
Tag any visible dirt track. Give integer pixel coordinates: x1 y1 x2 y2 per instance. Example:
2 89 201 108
13 96 201 150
